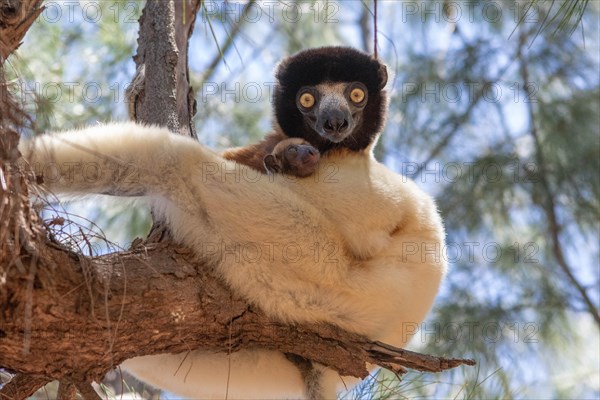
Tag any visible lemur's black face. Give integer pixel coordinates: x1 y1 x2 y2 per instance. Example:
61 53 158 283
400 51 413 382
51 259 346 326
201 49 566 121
274 47 388 153
296 82 368 144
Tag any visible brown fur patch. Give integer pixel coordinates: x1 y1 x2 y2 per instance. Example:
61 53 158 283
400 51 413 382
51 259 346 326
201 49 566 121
222 129 288 172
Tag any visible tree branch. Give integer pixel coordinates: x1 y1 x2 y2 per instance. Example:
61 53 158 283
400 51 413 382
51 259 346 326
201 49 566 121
56 381 76 400
0 241 474 387
128 0 201 137
173 0 202 138
517 27 600 327
0 0 44 60
73 383 101 400
129 0 179 132
0 374 50 400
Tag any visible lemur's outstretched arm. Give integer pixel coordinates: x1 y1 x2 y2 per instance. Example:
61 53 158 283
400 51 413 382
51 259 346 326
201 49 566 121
19 123 209 198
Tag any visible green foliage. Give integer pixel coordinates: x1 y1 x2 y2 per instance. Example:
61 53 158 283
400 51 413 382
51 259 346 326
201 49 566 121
384 1 599 397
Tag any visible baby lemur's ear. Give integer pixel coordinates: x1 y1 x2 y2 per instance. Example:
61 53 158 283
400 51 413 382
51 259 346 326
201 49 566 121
263 154 281 174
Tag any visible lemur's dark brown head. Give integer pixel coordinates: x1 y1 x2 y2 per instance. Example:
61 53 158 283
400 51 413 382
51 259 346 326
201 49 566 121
274 46 388 153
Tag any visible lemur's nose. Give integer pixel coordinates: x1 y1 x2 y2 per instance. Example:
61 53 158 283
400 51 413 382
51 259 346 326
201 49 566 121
323 110 350 133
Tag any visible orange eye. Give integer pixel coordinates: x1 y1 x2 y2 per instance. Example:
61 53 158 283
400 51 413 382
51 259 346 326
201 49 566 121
299 92 315 108
350 87 366 103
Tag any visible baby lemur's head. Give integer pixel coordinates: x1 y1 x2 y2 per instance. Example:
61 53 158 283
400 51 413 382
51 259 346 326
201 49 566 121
263 138 320 177
274 47 388 153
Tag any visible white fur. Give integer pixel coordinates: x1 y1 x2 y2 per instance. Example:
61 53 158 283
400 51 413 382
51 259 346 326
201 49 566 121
20 122 446 399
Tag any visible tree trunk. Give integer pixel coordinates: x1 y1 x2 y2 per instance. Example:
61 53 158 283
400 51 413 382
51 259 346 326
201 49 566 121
0 0 44 60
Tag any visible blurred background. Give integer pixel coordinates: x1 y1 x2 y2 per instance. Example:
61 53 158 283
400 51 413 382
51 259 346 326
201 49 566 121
5 0 599 398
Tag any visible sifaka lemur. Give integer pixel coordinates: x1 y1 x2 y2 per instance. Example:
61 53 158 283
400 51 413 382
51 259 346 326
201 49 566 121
19 47 446 399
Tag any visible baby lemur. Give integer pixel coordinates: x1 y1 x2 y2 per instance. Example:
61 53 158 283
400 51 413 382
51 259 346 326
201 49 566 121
224 137 320 177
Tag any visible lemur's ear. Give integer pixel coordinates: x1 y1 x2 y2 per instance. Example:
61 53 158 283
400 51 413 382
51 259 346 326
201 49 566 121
263 155 281 174
378 64 388 90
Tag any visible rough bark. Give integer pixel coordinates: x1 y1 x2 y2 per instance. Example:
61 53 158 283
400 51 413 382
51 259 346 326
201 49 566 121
0 0 44 60
129 0 179 131
128 0 200 138
0 241 474 384
172 0 201 138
